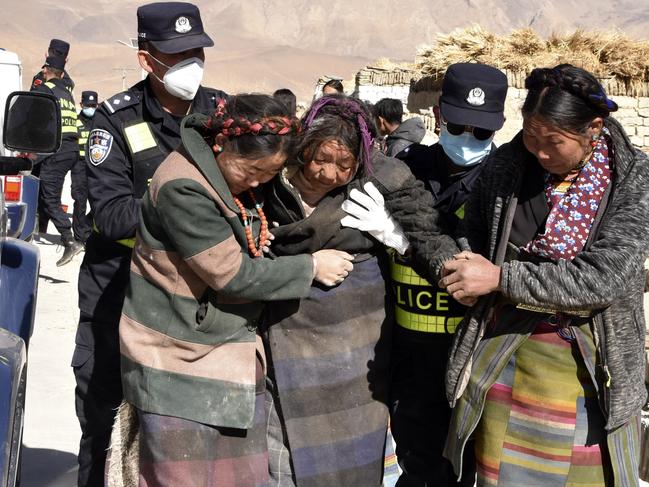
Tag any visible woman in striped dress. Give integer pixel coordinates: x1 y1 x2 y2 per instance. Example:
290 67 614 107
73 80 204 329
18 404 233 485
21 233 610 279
437 64 649 486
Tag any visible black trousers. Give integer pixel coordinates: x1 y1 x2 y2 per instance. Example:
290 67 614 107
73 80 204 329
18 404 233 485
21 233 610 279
72 312 123 487
390 326 476 487
38 150 77 241
70 157 91 242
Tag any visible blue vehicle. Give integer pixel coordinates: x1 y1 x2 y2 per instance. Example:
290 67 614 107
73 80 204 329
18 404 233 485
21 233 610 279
0 90 61 487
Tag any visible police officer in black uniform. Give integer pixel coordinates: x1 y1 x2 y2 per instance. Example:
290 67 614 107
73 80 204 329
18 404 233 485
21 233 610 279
71 90 97 247
73 3 226 486
31 39 72 235
389 63 508 487
31 38 75 91
31 53 84 265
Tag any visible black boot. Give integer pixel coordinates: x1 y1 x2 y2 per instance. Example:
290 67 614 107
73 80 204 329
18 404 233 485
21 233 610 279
57 238 84 266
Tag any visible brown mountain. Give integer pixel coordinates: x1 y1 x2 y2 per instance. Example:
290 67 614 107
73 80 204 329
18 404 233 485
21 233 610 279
2 0 648 102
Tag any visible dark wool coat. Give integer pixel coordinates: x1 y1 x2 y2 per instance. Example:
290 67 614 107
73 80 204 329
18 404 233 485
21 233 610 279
445 118 649 432
261 152 452 486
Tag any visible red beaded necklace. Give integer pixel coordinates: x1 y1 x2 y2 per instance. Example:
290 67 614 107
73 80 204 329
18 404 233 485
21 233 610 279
232 190 268 258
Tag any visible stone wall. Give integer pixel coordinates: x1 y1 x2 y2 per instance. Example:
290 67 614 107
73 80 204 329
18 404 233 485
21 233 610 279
353 67 649 151
353 68 413 105
609 96 649 148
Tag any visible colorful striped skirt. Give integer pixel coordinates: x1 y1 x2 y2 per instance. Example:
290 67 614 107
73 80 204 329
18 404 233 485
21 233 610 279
263 256 391 486
136 358 270 487
474 321 610 486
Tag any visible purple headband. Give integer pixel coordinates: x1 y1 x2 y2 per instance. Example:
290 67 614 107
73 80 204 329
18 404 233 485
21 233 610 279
304 96 374 172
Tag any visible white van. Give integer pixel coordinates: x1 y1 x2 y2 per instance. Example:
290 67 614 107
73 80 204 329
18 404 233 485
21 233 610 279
0 50 23 157
0 49 40 240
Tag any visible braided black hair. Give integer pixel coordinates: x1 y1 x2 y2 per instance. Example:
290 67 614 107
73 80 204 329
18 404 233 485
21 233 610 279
201 94 300 160
522 64 618 134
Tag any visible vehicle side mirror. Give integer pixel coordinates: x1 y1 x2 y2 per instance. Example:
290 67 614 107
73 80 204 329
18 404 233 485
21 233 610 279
3 91 61 153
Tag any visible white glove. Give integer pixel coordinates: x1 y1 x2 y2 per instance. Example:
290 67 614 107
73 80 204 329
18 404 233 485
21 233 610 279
340 182 410 255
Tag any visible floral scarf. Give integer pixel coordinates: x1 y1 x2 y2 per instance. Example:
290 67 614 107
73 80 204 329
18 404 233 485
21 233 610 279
524 129 612 262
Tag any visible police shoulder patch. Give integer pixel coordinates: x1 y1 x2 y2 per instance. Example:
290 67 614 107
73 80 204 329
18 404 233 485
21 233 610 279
88 129 114 166
103 91 139 114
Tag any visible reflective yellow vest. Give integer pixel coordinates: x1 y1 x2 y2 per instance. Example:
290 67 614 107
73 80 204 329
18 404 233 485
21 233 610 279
389 202 468 334
77 118 89 158
390 250 466 334
45 81 78 138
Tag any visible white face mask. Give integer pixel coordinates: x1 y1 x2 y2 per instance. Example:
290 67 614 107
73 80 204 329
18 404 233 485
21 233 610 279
147 53 204 101
82 107 96 118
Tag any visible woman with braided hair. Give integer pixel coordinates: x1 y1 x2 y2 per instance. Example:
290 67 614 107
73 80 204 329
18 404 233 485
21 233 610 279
259 94 456 486
436 64 649 485
113 94 357 486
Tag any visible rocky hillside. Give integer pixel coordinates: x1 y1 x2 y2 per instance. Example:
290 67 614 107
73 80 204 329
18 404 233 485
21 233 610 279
2 0 647 101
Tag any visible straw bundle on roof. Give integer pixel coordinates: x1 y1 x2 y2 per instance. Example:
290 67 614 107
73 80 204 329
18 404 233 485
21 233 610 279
416 26 649 84
417 25 502 79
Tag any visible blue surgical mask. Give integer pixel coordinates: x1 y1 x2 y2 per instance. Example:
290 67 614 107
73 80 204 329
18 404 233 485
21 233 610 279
438 125 493 167
82 107 96 118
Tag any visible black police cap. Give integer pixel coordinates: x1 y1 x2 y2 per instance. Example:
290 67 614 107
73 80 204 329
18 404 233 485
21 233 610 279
82 91 99 107
137 2 214 54
440 63 508 131
44 54 66 71
49 39 70 57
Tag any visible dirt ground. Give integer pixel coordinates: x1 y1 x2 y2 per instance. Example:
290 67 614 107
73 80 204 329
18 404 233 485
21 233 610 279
21 229 82 486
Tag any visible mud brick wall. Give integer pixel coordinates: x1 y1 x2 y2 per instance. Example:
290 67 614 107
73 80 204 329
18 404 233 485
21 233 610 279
354 67 649 151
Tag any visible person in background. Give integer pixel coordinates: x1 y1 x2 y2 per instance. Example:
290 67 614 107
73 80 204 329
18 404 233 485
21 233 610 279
322 78 344 95
73 3 226 485
273 88 297 117
374 97 426 158
31 52 83 266
69 90 97 249
31 39 73 234
116 94 354 486
441 64 648 486
31 38 73 91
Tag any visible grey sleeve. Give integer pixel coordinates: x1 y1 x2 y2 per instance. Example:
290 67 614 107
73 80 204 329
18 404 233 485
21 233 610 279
501 156 649 311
